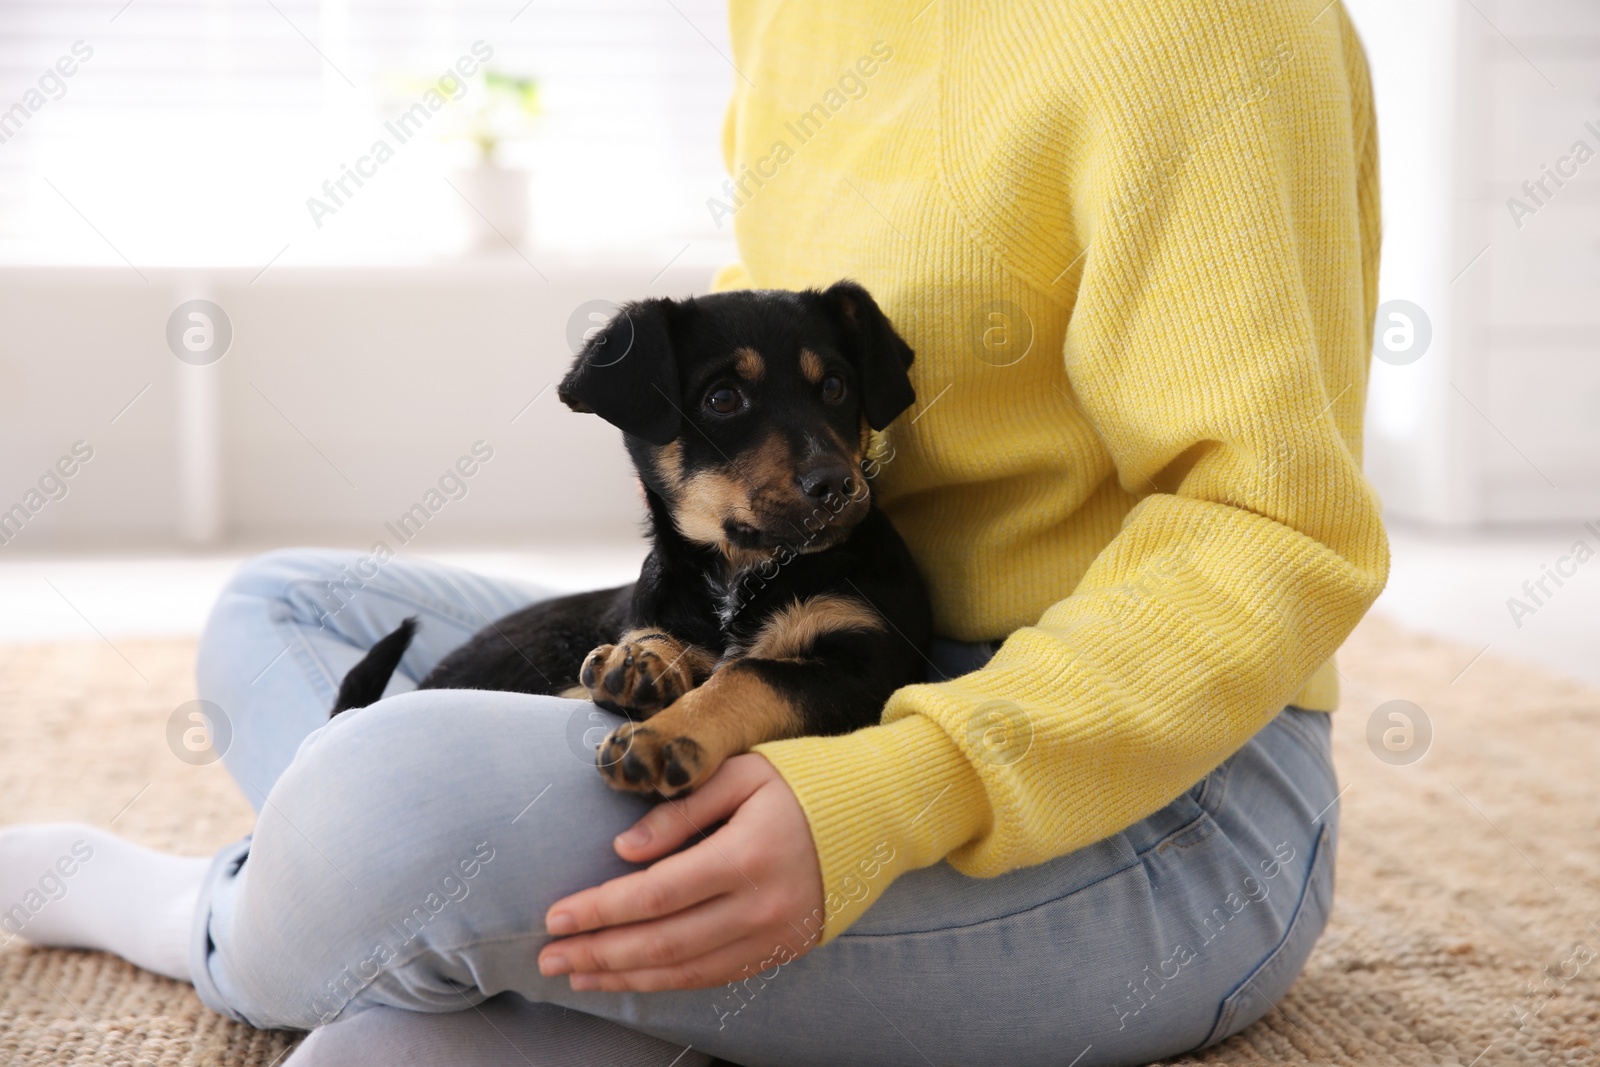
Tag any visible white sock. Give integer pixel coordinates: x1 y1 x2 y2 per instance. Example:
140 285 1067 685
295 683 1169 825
0 823 209 982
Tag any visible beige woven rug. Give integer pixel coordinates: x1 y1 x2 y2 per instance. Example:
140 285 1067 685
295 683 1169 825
2 615 1597 1066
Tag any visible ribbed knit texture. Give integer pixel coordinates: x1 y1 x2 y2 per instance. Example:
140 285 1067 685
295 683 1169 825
716 0 1389 940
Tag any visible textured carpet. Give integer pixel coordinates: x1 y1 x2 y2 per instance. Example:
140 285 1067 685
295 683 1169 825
1 615 1597 1066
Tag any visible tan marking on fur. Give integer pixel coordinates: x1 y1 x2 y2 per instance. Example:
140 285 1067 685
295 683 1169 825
722 544 777 571
559 684 591 700
597 666 805 795
735 346 765 381
673 433 798 568
654 440 685 489
744 432 795 492
667 666 805 751
747 595 884 661
675 467 753 546
799 348 825 384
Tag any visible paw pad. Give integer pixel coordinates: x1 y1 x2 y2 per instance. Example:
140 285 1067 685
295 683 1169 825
581 640 686 717
596 723 707 798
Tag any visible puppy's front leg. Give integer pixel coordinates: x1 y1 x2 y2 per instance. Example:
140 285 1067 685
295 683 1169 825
596 662 806 797
573 630 717 718
597 594 891 797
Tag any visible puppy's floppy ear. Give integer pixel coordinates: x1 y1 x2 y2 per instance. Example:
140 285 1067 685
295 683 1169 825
558 299 681 445
821 280 916 430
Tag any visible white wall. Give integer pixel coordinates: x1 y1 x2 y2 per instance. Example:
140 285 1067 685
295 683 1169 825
0 256 720 553
1349 0 1600 526
1343 0 1471 524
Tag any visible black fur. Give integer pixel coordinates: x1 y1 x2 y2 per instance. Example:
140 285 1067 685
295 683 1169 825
331 280 932 794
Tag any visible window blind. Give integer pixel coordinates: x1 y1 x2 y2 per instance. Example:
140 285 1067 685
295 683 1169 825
0 0 737 266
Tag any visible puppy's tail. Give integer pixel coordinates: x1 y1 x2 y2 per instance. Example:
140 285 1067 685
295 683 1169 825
331 617 418 716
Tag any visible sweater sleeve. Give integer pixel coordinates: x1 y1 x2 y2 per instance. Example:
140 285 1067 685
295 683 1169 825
753 5 1389 942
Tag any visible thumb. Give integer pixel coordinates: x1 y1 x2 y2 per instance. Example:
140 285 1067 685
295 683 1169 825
612 755 767 863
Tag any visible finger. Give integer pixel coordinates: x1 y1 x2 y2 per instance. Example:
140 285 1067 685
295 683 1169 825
612 755 767 863
540 893 746 976
545 834 743 935
569 934 811 993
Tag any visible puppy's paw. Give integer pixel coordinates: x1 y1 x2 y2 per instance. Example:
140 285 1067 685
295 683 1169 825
579 637 692 718
595 722 713 798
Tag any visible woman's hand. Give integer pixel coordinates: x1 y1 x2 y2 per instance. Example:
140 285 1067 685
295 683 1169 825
537 753 825 992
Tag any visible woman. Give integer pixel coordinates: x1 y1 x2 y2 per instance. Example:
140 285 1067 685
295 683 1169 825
0 1 1386 1063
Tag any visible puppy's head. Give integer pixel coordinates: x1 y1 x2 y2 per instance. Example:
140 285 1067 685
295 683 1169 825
558 280 915 558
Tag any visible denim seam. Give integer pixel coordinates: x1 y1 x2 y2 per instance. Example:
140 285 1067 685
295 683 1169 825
189 836 255 1023
1198 708 1311 818
1201 754 1235 816
1198 821 1334 1048
274 605 341 707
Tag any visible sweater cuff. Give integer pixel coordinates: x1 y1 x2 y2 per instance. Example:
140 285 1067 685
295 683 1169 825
753 713 989 943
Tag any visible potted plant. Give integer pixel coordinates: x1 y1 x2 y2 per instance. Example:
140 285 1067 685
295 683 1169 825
450 70 542 251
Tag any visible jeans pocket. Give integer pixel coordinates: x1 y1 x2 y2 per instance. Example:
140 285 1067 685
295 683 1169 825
1199 821 1336 1047
1187 757 1233 816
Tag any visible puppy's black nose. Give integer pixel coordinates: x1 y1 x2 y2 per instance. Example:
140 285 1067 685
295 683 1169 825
799 465 854 501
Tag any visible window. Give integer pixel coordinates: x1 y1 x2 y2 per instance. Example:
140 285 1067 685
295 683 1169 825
0 0 737 266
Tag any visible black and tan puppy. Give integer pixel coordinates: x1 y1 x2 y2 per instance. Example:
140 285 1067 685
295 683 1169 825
331 281 931 799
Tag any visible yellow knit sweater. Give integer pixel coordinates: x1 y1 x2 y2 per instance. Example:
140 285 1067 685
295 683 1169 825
717 0 1389 940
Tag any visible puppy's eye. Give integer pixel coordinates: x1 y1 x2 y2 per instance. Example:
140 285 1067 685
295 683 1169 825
821 375 846 402
705 386 743 415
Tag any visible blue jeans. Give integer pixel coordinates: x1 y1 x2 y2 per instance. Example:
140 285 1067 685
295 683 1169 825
191 549 1339 1067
